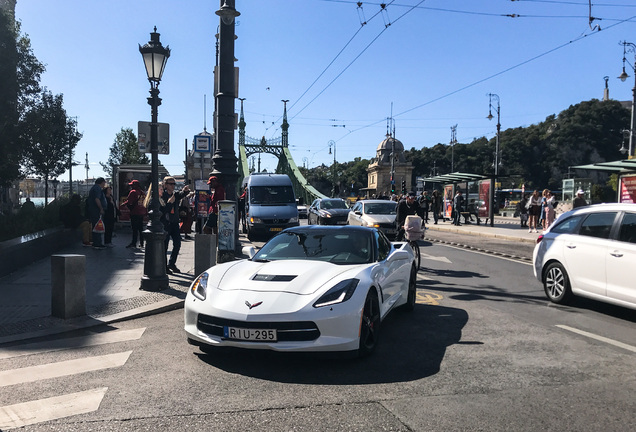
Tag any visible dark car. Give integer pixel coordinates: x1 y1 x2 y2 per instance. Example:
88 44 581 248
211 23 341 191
308 198 351 225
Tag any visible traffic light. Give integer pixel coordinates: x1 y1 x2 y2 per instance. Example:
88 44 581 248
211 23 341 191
391 184 395 194
401 180 407 194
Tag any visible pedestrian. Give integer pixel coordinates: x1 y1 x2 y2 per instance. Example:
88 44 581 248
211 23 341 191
103 186 119 247
204 175 225 235
87 177 107 249
573 189 588 208
517 194 529 228
453 190 464 226
419 191 431 222
431 190 441 224
125 180 147 248
160 176 191 274
238 185 247 233
543 190 556 231
396 191 425 241
526 190 541 233
179 193 194 239
59 194 92 246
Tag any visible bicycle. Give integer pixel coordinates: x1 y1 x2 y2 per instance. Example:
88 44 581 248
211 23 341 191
404 215 424 269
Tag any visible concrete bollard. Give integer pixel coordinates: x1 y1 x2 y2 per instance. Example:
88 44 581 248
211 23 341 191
51 254 86 319
195 234 217 277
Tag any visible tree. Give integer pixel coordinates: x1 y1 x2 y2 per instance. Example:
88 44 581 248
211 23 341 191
21 90 82 204
0 10 45 187
100 127 149 179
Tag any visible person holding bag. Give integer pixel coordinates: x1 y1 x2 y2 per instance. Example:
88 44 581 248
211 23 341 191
87 177 108 249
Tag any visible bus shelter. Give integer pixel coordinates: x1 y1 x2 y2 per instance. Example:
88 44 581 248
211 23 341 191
421 172 490 223
571 159 636 203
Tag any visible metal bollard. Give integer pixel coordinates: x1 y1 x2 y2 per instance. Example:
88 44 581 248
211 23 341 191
51 254 86 319
195 234 217 277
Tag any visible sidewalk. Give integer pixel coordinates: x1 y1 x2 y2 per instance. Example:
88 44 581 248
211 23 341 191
0 228 251 345
425 215 540 245
0 215 536 345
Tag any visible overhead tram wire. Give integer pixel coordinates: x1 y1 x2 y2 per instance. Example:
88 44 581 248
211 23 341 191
332 12 636 145
266 1 394 139
289 0 425 123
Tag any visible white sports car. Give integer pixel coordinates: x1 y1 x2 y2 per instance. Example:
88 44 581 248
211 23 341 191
185 225 418 357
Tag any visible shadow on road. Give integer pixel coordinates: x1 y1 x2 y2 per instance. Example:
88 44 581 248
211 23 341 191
195 304 469 385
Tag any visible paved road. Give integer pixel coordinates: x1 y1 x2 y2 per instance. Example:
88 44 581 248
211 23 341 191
2 242 635 431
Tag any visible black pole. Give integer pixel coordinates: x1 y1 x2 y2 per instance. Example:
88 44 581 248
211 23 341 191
140 84 168 291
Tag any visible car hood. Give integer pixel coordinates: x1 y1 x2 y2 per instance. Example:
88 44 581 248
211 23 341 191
216 259 356 295
362 214 396 224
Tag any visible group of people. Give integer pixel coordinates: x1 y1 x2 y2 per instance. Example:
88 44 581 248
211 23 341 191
516 188 587 233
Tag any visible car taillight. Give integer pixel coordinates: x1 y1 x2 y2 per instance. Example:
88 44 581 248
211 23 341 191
536 234 544 244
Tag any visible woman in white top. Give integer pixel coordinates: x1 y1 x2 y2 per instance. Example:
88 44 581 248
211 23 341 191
526 190 542 233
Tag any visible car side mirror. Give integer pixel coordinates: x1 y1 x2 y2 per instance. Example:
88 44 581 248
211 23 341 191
242 246 257 259
390 249 411 261
354 210 362 215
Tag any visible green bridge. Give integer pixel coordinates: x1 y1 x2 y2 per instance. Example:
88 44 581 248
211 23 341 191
236 100 327 206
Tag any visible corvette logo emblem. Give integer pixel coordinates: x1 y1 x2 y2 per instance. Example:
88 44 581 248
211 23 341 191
245 301 263 310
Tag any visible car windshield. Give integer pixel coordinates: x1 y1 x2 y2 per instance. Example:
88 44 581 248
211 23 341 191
364 202 397 215
321 199 348 210
250 186 295 205
253 230 373 264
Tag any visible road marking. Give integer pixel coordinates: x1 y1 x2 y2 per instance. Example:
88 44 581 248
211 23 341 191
420 251 452 263
0 387 107 430
416 291 443 305
0 328 146 360
556 325 636 353
416 273 433 281
0 351 132 387
438 242 532 265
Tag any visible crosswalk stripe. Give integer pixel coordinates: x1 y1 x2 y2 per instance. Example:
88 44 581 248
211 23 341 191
0 387 108 430
0 328 146 360
0 351 132 387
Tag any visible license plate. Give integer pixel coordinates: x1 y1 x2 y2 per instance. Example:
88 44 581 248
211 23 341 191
224 327 277 341
270 227 283 232
336 221 347 225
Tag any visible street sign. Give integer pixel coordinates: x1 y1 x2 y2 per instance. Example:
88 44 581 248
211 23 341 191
138 121 170 154
194 134 212 152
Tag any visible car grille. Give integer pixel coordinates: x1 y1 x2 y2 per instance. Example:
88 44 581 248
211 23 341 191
197 314 321 342
262 218 290 225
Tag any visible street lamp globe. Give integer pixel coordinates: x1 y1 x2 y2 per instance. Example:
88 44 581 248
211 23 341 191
139 27 170 83
618 69 630 82
216 0 240 25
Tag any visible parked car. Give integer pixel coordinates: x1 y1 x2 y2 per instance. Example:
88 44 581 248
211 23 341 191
533 203 636 310
308 198 351 225
347 199 398 239
296 199 308 218
185 226 417 357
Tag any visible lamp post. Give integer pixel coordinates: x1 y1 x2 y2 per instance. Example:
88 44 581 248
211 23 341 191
213 0 240 260
487 93 501 227
139 27 170 292
329 140 336 197
618 41 636 159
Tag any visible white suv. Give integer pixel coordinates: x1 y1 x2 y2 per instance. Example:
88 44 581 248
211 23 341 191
533 203 636 310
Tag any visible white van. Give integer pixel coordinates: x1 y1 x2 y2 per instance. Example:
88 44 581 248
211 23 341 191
244 174 299 240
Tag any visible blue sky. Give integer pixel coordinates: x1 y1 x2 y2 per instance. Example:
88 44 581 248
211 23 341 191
14 0 636 181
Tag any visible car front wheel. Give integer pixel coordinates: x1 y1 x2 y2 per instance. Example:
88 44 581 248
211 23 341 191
543 262 572 305
358 289 381 357
402 265 417 311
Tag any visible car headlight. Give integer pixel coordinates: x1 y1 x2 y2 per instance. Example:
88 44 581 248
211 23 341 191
371 223 380 228
290 216 299 223
250 216 262 224
313 278 359 308
191 272 209 300
319 211 332 218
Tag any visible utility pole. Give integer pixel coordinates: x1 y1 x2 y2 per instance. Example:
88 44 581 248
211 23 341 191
450 124 457 173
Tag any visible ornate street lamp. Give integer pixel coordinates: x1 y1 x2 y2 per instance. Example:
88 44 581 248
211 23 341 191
139 27 170 291
487 93 501 227
618 41 636 159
